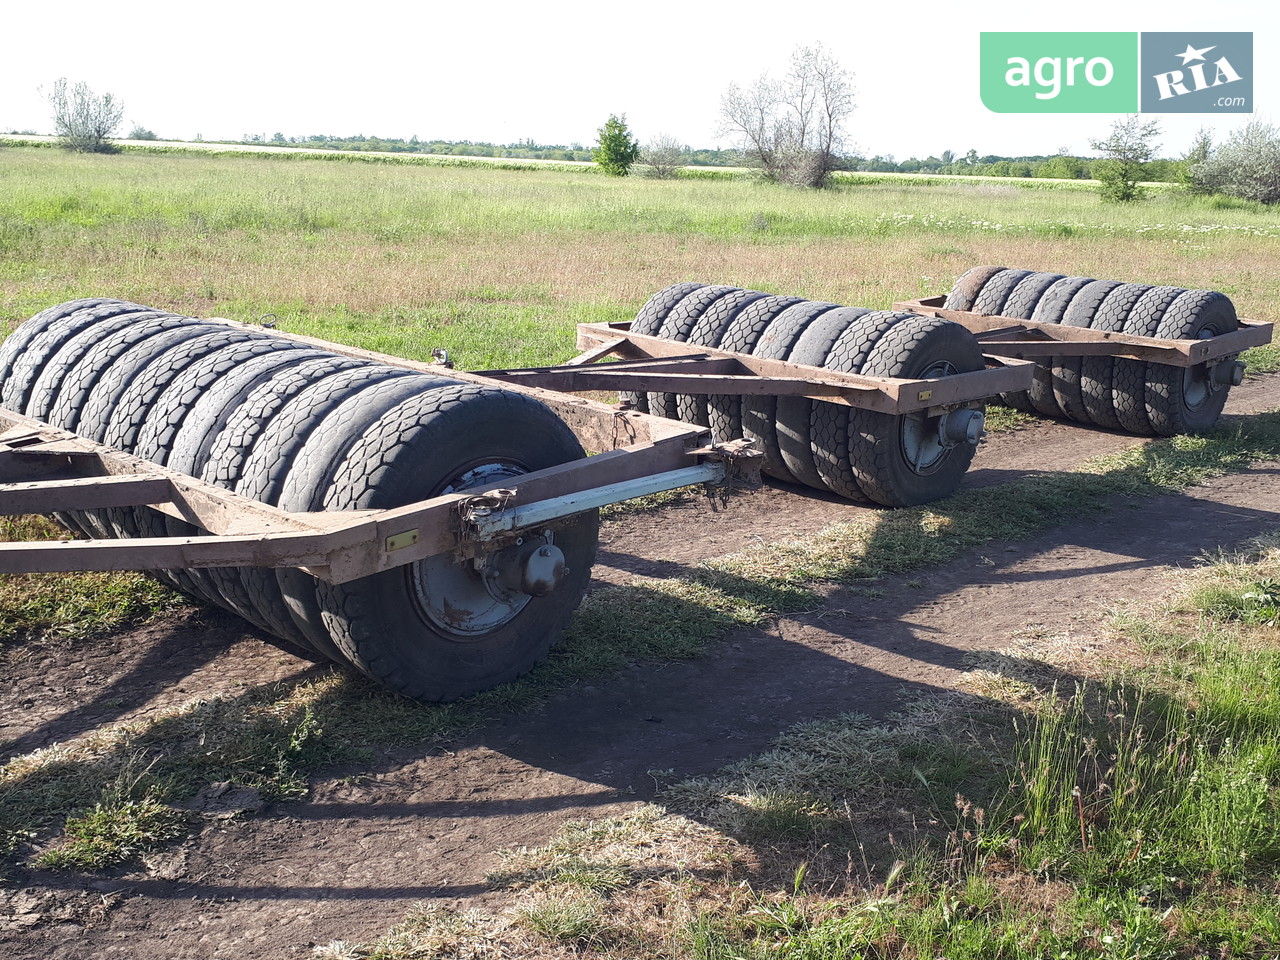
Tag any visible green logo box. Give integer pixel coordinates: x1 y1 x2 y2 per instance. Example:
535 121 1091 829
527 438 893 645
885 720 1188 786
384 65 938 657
981 33 1139 113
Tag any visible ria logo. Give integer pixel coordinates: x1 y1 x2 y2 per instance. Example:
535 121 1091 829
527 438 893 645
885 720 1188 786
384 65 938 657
1153 43 1242 100
1141 33 1252 112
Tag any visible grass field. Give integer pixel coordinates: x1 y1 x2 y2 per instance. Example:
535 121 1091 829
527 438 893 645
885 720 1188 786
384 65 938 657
2 146 1278 370
3 145 1280 956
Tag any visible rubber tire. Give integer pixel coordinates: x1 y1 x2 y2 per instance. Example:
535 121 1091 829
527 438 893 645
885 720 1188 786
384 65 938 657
3 305 175 537
647 285 739 420
1079 284 1153 430
675 289 769 426
68 323 233 540
235 365 420 654
809 311 903 501
132 338 311 606
76 325 231 444
1113 286 1185 435
2 302 169 415
775 307 872 491
166 348 333 481
849 318 985 507
23 313 199 539
623 282 706 413
166 348 339 635
199 355 372 629
707 295 804 443
972 269 1034 316
314 386 599 703
943 266 1005 311
107 329 274 594
138 337 347 663
1025 276 1096 417
26 313 191 427
0 299 125 390
99 327 270 533
1002 272 1066 323
1053 280 1123 424
1144 290 1238 435
742 300 841 484
273 374 457 662
996 272 1069 411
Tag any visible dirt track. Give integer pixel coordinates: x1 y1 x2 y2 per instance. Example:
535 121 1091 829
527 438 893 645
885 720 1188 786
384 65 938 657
3 378 1280 959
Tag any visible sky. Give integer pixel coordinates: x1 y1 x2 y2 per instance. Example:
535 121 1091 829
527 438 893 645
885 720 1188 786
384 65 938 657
1 1 1274 161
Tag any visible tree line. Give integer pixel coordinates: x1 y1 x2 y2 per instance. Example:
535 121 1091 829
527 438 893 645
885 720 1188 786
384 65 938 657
252 134 1188 183
234 132 742 168
847 151 1185 183
22 75 1280 205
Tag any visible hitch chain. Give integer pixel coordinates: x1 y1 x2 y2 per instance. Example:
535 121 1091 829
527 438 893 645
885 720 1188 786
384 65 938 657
696 438 763 511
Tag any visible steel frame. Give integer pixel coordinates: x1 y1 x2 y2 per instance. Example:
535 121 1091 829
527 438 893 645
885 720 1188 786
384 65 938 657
1 296 1267 583
892 295 1272 365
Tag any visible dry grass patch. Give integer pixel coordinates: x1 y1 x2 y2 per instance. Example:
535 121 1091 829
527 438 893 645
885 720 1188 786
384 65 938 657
489 804 746 893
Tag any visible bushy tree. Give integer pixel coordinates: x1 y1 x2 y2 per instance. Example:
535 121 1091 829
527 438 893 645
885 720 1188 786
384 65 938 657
640 133 686 179
128 125 157 141
1183 127 1212 167
593 114 640 176
1090 115 1161 203
48 78 124 153
1189 122 1280 204
720 43 854 188
1040 154 1088 179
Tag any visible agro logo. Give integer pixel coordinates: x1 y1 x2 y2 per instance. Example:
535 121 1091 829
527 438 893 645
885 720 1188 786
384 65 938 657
979 33 1138 113
1140 33 1253 113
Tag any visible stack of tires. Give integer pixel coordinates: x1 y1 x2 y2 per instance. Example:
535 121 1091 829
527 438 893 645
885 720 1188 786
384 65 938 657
0 299 598 702
945 266 1240 435
622 283 988 507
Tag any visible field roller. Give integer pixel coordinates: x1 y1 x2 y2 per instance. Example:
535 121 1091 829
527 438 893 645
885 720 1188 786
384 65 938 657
0 270 1265 701
607 269 1268 474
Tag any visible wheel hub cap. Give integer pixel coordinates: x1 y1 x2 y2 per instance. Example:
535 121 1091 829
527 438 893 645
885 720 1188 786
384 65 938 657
409 461 563 639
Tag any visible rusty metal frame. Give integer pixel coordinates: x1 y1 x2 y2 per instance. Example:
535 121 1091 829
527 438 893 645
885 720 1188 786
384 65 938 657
0 397 734 582
12 284 1255 582
0 307 1029 581
893 295 1272 365
0 309 1047 583
463 320 1035 416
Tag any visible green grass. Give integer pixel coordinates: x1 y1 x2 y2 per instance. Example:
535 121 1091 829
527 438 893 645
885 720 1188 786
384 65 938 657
36 793 188 871
1244 342 1280 375
333 542 1280 960
997 678 1280 890
0 515 177 648
3 146 1279 376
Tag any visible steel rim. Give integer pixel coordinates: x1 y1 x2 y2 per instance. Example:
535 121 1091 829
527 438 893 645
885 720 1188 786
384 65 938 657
1183 329 1223 410
409 460 535 639
899 359 958 475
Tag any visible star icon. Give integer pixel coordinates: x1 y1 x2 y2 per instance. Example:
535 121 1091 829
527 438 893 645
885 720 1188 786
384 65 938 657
1177 43 1215 65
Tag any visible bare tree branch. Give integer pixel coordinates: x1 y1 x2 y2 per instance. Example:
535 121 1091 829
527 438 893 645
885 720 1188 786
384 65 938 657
48 78 124 153
719 44 853 188
640 133 687 179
